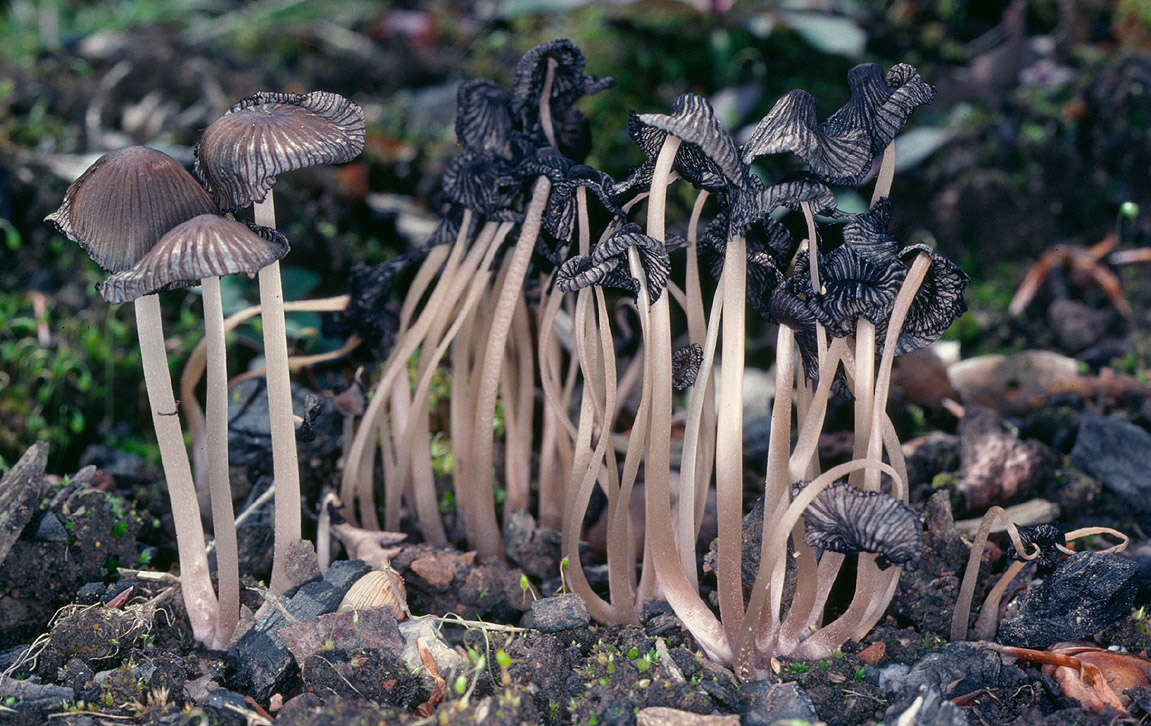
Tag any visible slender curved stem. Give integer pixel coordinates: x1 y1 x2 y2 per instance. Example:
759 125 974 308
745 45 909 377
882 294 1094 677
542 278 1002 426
715 233 747 642
254 195 303 596
468 176 552 561
135 294 219 647
201 275 238 647
182 294 349 513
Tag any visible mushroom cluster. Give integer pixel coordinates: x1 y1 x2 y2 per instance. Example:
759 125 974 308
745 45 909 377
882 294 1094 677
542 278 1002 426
47 41 968 677
330 41 968 679
47 91 364 648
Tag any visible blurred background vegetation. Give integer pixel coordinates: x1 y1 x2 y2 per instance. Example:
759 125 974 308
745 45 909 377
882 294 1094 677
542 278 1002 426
1 0 1148 471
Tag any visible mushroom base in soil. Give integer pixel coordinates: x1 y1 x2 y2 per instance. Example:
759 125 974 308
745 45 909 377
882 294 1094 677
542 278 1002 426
100 211 291 647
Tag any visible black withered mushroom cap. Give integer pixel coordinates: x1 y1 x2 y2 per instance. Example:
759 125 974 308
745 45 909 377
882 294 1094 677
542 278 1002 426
893 244 968 355
195 91 366 211
455 79 517 158
742 90 873 187
822 63 936 157
700 209 792 319
1008 523 1062 572
842 198 900 261
324 254 418 361
617 93 746 197
522 147 621 265
99 215 289 304
441 149 524 218
555 223 671 302
793 479 923 570
46 146 217 273
768 271 823 383
804 245 908 339
511 39 614 152
672 343 704 391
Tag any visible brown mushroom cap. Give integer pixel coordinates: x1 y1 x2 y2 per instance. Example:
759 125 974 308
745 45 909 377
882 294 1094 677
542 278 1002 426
195 91 366 211
99 214 289 304
46 146 217 273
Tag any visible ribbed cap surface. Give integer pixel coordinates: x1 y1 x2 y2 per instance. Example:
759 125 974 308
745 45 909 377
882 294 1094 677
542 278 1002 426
46 146 216 273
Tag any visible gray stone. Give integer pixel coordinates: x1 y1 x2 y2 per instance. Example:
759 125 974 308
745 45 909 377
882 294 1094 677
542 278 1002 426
0 442 48 566
883 685 968 726
741 680 818 726
1048 299 1111 353
1070 415 1151 511
78 444 158 487
0 676 74 712
998 551 1140 648
226 558 371 701
522 593 590 632
503 510 561 579
278 607 402 667
32 511 68 542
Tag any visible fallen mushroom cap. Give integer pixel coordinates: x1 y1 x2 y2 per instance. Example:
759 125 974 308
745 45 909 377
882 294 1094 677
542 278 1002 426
794 479 923 570
98 214 289 304
46 146 217 273
195 91 366 211
671 343 704 391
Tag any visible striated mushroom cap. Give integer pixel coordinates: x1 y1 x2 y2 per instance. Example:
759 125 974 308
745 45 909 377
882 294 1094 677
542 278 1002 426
195 91 366 211
46 146 217 274
794 480 923 570
842 198 900 261
741 90 872 187
627 93 746 195
894 245 969 355
555 223 671 302
99 214 289 304
511 39 614 154
822 63 937 156
807 244 908 339
672 343 704 391
456 79 517 158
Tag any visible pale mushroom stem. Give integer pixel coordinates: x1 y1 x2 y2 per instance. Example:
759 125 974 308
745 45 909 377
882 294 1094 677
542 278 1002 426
468 176 552 561
715 231 747 642
200 274 239 647
252 194 302 595
635 135 731 663
871 141 897 205
134 293 219 646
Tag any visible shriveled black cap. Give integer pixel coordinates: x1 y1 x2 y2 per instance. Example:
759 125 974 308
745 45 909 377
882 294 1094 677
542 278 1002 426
99 214 289 303
46 146 217 273
555 223 671 302
195 91 366 211
455 79 516 158
626 93 747 195
822 63 936 156
742 90 872 187
795 480 923 570
511 39 614 146
894 245 968 355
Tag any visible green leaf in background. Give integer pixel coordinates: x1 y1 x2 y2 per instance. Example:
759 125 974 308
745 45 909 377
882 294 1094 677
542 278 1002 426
778 11 867 59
